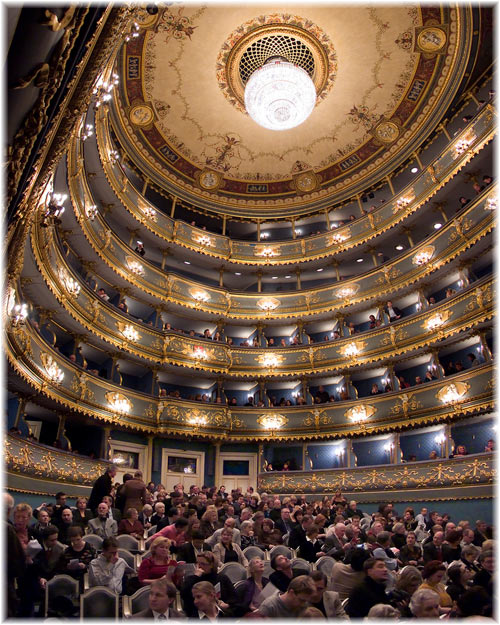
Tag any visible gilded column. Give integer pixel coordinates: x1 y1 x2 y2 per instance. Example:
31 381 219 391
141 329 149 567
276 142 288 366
146 435 154 483
214 442 222 488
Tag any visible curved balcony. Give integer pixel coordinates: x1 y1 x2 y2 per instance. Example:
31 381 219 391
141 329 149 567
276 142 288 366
257 453 494 499
66 165 495 320
92 104 495 264
5 434 111 496
29 222 495 376
6 317 494 440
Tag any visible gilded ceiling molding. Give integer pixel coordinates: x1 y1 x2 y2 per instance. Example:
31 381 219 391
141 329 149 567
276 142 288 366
5 322 494 440
67 163 495 319
7 7 133 290
31 217 494 376
96 104 495 261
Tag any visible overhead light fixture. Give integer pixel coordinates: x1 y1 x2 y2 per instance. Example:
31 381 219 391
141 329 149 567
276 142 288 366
184 261 191 265
395 244 404 251
316 268 324 272
433 222 442 230
285 275 291 279
356 258 364 263
245 58 316 131
271 276 278 279
235 272 242 276
411 167 418 173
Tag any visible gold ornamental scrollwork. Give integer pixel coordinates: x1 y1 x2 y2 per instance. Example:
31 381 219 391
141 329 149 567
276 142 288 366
70 372 95 401
390 392 423 417
302 409 333 430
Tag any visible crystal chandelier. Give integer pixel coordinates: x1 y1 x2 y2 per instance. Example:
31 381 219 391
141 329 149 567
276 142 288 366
244 58 316 131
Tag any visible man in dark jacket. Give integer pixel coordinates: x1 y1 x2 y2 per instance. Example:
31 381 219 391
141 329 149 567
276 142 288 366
346 557 390 618
133 578 185 619
87 466 117 513
288 514 314 550
269 554 302 592
175 530 212 563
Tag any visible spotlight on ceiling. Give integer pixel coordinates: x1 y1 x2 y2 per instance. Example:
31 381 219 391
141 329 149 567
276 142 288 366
395 245 404 251
433 223 442 230
411 167 419 173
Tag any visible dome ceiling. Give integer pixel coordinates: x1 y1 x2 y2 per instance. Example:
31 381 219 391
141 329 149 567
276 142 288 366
110 4 473 218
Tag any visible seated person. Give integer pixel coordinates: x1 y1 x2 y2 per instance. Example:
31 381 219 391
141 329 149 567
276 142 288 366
133 578 184 619
297 526 325 562
88 537 134 594
370 383 381 395
212 528 248 566
117 507 144 540
193 580 234 618
368 315 380 329
63 526 96 588
234 556 269 615
138 537 180 586
385 301 402 322
88 502 118 539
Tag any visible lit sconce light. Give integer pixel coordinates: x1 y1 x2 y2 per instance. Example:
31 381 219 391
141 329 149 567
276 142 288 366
109 150 120 163
334 284 359 300
188 415 207 427
416 302 422 311
85 204 98 220
328 230 350 245
42 193 67 226
143 206 157 221
255 246 279 258
257 297 280 313
437 381 469 405
190 289 210 305
106 391 132 414
346 404 376 423
259 354 281 369
453 133 476 158
81 124 94 141
126 256 145 276
192 346 208 360
412 245 435 266
342 342 359 357
196 234 213 247
93 72 119 108
58 268 81 297
425 313 445 331
396 195 412 210
486 196 497 211
10 302 28 327
434 433 446 445
122 324 139 341
260 232 270 239
112 457 126 465
41 353 64 384
257 413 288 431
384 442 394 452
124 21 140 42
294 228 302 235
411 167 419 174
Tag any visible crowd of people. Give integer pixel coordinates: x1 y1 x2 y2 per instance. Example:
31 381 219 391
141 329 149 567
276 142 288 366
6 468 494 619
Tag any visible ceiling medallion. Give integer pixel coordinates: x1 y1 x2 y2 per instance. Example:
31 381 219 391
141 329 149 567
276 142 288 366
372 118 402 145
415 25 448 54
129 103 155 127
217 16 337 114
293 170 320 193
196 169 222 191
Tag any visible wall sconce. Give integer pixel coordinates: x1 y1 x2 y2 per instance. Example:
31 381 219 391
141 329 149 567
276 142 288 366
142 206 157 221
486 196 496 211
190 289 210 304
437 381 469 405
105 391 132 414
453 133 476 158
257 413 288 431
259 354 281 369
434 433 446 457
294 228 302 235
85 204 98 220
10 302 28 327
93 72 119 108
108 149 120 163
255 246 279 258
257 297 280 313
396 193 414 210
335 448 345 467
58 268 81 297
346 404 376 423
122 325 139 342
188 414 207 427
425 313 444 331
412 245 435 266
124 21 140 42
334 284 359 300
41 353 64 384
328 230 350 245
126 256 145 276
192 347 208 360
196 234 214 247
81 124 94 141
42 193 67 226
260 232 270 239
384 442 395 463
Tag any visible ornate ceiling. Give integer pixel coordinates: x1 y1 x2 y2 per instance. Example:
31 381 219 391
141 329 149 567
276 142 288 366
109 4 474 218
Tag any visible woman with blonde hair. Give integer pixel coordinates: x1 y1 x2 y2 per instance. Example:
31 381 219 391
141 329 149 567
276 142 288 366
213 527 248 566
200 505 220 538
138 536 181 586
